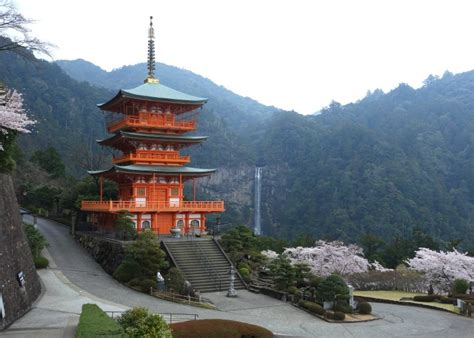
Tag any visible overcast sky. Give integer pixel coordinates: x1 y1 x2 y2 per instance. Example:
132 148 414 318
14 0 474 114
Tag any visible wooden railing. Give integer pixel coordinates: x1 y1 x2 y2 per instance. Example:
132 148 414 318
107 115 196 133
81 200 224 213
112 152 190 165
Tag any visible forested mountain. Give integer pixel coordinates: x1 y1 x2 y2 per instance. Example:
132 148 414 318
259 73 474 248
4 45 474 249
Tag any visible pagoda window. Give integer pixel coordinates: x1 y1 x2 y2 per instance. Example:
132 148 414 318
190 219 200 227
176 220 184 228
136 187 146 196
142 220 151 229
170 188 179 196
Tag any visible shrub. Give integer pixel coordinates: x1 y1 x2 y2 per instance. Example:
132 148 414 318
310 276 324 288
334 302 352 314
237 262 250 270
34 256 49 269
170 319 273 338
317 274 349 302
440 296 456 304
113 259 142 283
140 279 156 293
128 277 141 287
115 211 138 241
124 235 168 279
238 267 251 283
118 307 171 338
452 279 469 294
333 311 346 321
413 295 438 302
357 302 372 314
165 267 185 294
23 223 48 259
324 311 335 320
76 304 126 338
299 300 325 315
287 286 298 295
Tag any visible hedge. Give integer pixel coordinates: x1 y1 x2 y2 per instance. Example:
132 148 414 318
75 304 126 338
170 319 273 338
298 300 325 315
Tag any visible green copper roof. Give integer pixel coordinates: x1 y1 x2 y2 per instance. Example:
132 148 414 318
89 164 216 177
97 131 207 145
98 82 208 109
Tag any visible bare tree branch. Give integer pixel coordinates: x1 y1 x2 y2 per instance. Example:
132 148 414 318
0 0 53 58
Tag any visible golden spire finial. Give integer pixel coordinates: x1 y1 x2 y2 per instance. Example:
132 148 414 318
145 16 159 84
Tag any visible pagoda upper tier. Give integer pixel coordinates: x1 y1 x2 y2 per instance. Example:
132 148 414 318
99 82 207 114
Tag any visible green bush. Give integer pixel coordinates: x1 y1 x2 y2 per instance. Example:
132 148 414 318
453 279 469 294
170 319 273 338
357 302 372 314
287 286 298 295
309 276 323 288
324 311 334 320
34 256 49 269
237 262 250 270
440 296 456 304
299 300 325 315
165 267 185 294
115 211 138 241
413 295 437 302
128 277 141 287
317 274 349 302
238 267 251 283
113 259 142 283
333 311 346 321
117 307 171 338
334 302 352 314
23 223 48 259
76 304 126 338
140 279 156 293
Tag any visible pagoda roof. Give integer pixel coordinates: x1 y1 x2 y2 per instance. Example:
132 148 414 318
98 131 207 146
98 82 208 111
88 164 216 177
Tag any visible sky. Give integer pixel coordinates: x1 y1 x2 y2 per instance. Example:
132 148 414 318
13 0 474 114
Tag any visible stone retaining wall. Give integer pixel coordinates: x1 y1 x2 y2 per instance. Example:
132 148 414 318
0 174 41 330
75 232 126 275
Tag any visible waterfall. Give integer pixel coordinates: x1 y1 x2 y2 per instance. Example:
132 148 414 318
254 167 262 235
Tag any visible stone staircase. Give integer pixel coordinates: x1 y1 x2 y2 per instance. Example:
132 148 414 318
162 239 246 293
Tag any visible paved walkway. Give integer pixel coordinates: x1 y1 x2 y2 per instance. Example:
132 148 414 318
2 215 472 337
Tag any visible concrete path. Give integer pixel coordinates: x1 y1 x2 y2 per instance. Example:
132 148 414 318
3 215 472 337
0 251 126 337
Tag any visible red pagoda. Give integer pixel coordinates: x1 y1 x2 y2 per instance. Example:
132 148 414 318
81 17 224 235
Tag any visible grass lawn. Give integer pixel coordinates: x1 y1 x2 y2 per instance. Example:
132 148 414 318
354 290 459 314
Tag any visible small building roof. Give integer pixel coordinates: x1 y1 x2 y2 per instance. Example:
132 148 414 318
88 164 216 177
98 82 208 111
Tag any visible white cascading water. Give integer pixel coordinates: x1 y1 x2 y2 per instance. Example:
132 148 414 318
254 167 262 235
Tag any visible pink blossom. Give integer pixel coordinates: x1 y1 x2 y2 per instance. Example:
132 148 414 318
0 88 35 150
406 248 474 292
283 240 370 276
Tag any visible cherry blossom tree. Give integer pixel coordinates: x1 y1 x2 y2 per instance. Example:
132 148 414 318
0 87 35 151
261 249 279 261
282 241 371 276
406 248 474 293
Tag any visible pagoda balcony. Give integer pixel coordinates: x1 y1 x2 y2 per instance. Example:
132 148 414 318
81 200 225 213
112 152 190 165
107 115 196 133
